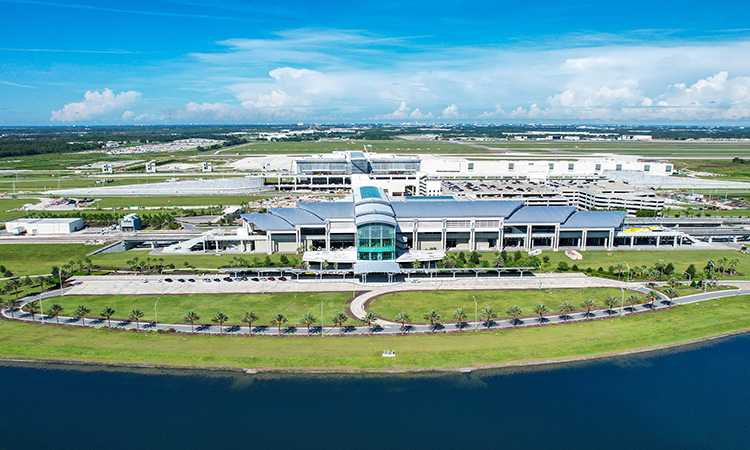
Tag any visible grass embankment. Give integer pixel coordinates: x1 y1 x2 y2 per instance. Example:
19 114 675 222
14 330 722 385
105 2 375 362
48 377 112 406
45 292 352 327
1 295 749 371
228 140 487 155
0 198 40 223
369 288 625 322
92 195 269 209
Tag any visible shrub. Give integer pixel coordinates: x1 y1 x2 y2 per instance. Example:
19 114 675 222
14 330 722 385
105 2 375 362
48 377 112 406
557 261 569 272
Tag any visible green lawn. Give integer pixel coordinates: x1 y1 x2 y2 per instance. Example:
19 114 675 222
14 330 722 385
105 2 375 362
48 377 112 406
227 140 488 155
0 197 40 222
0 244 98 276
1 294 749 371
369 288 625 322
92 195 270 209
44 292 352 327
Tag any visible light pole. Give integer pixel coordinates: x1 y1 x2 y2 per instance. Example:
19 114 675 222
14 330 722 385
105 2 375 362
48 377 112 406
154 297 160 330
623 261 630 283
684 272 692 285
473 295 478 332
620 286 625 317
58 270 64 297
537 262 543 290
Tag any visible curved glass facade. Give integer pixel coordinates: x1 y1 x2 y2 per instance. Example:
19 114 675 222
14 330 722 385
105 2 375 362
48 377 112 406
356 223 395 260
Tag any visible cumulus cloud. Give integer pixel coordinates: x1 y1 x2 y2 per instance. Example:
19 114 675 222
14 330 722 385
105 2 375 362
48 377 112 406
374 102 433 120
165 102 236 121
440 104 467 119
51 88 140 122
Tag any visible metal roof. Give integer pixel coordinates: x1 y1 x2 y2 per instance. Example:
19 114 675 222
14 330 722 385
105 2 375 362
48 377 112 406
390 200 523 219
269 208 325 226
299 202 354 218
353 261 402 274
505 206 576 224
240 213 295 231
561 210 628 229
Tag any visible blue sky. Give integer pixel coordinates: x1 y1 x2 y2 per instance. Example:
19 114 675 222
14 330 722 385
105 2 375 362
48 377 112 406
2 0 750 125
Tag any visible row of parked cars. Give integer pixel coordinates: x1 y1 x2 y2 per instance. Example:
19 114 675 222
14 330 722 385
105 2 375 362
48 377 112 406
142 276 288 283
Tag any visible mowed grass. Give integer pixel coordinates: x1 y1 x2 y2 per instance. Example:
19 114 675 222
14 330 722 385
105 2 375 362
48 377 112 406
0 244 97 276
47 292 352 327
1 295 748 371
369 288 626 322
0 197 40 222
92 195 269 209
228 140 486 155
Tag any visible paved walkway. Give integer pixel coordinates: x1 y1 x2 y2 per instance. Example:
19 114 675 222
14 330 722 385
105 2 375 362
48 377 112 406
1 274 745 336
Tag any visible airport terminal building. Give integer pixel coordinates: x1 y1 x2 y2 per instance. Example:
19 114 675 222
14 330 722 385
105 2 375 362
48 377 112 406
239 186 693 265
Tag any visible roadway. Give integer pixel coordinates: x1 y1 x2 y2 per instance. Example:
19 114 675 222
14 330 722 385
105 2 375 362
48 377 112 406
2 274 746 336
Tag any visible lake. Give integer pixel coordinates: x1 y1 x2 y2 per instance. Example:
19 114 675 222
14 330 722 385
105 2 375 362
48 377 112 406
1 334 749 449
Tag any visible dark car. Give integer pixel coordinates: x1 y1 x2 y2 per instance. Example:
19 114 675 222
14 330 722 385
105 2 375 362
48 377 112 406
164 278 173 282
188 278 195 282
177 278 185 282
213 278 221 282
279 276 287 281
251 277 259 282
223 277 233 282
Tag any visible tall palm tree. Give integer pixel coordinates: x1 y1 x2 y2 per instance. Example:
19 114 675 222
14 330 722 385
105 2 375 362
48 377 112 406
614 263 626 280
603 296 619 316
394 311 410 333
729 258 740 276
559 301 574 321
4 279 21 299
626 294 641 312
332 312 348 334
100 307 116 328
645 290 660 310
506 305 523 327
533 303 549 324
129 309 144 330
271 313 288 335
184 311 201 333
3 298 18 319
662 287 679 307
580 298 596 318
423 309 441 332
362 311 378 335
75 305 90 326
300 312 317 335
241 311 258 335
22 300 40 321
212 312 229 334
452 308 467 331
480 307 496 328
47 303 64 324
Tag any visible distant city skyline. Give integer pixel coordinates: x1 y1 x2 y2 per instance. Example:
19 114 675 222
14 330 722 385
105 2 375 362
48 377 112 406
1 0 750 125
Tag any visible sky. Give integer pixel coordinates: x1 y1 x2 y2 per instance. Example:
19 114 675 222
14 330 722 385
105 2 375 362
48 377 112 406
1 0 750 126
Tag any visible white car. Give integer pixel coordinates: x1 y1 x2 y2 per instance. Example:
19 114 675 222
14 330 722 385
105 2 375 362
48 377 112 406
140 278 148 283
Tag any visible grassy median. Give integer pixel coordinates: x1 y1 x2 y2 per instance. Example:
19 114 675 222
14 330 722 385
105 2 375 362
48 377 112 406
1 295 749 371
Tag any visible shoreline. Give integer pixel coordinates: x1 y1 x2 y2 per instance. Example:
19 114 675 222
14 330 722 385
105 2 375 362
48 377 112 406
2 328 747 376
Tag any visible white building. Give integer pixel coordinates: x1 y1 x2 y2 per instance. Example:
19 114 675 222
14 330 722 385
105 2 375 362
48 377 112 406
5 218 84 235
202 162 213 173
145 162 157 173
102 163 113 174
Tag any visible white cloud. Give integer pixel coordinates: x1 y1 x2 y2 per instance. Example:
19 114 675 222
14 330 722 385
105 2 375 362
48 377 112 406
51 88 140 122
410 108 432 119
440 104 467 119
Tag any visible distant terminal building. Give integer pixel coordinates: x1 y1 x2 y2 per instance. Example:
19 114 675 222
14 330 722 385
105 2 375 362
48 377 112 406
5 218 84 235
145 162 157 173
119 213 142 231
236 186 693 265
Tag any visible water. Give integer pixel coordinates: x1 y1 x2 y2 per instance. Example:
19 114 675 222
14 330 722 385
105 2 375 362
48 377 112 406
2 335 749 450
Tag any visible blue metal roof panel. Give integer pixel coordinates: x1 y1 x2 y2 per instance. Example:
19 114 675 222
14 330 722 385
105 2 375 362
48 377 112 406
269 208 325 226
505 206 577 224
560 210 628 229
240 213 295 231
298 202 354 219
391 200 523 219
355 214 398 227
354 203 394 217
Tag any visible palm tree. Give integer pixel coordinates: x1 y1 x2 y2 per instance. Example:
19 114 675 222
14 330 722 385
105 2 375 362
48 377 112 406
332 312 348 334
362 311 378 335
3 298 18 319
480 306 496 328
47 303 64 324
533 303 549 324
559 301 574 321
729 258 740 276
184 311 201 333
271 313 288 335
645 290 660 310
423 309 441 332
241 311 258 335
452 308 467 331
614 263 626 280
212 312 229 334
300 312 317 335
603 296 619 316
580 298 596 318
626 294 640 312
22 300 40 321
75 305 90 326
129 309 144 330
4 279 21 299
506 305 523 327
668 276 679 288
100 307 116 328
394 311 410 333
663 287 679 307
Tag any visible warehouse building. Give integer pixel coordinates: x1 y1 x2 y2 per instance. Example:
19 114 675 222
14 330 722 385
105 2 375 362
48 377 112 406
5 218 84 235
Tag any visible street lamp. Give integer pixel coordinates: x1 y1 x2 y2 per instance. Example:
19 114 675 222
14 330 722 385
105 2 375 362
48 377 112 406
623 261 630 283
620 286 625 317
684 272 692 284
537 262 543 290
472 295 478 332
154 296 160 330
